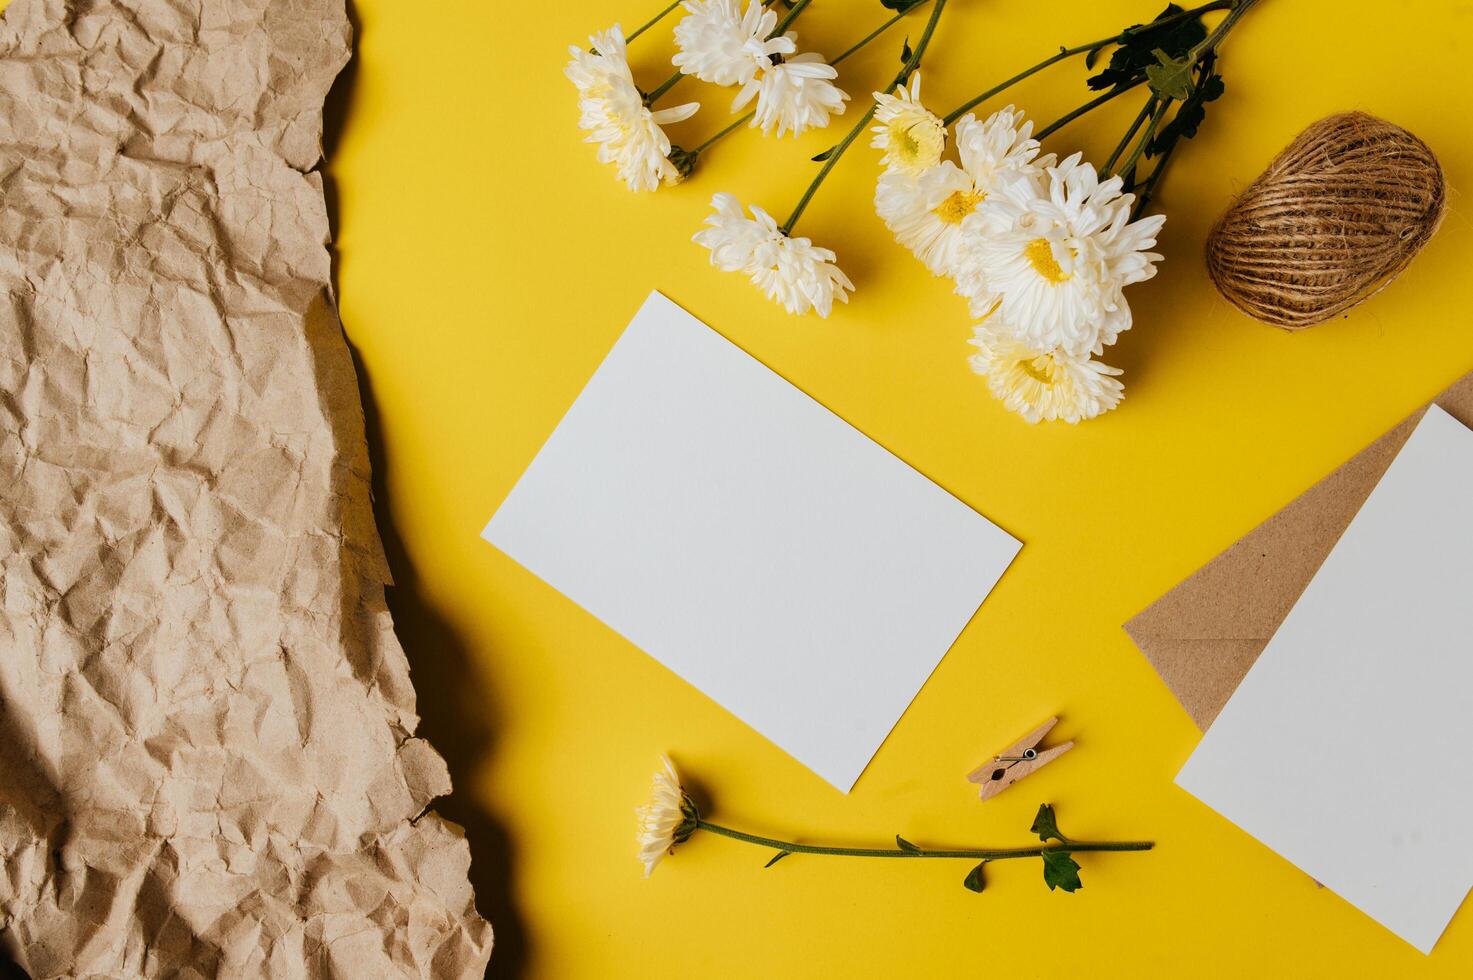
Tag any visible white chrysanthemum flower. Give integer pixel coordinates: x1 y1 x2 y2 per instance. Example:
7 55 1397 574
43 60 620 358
636 756 699 877
969 321 1123 424
565 25 627 102
954 106 1051 184
673 0 791 86
876 163 985 277
733 45 849 138
566 26 701 192
694 193 854 316
956 151 1165 355
875 105 1048 278
870 72 945 175
693 192 774 270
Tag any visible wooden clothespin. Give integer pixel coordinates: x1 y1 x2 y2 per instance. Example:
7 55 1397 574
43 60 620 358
966 717 1074 801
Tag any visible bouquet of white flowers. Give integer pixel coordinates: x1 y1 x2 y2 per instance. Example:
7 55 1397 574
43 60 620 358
567 0 1261 422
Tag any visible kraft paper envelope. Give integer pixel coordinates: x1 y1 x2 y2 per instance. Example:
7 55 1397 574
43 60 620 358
1125 368 1473 730
1178 405 1473 954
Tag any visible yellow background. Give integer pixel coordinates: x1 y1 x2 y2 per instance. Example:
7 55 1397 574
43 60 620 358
327 1 1472 976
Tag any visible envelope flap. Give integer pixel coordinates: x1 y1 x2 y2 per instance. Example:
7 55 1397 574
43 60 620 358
1125 367 1473 729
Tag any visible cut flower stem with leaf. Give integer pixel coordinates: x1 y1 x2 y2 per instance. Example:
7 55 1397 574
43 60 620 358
637 758 1153 893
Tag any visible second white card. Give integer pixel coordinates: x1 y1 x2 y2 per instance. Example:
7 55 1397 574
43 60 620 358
1177 404 1473 953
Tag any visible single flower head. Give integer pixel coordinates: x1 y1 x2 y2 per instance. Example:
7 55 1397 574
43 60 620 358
694 193 855 317
968 320 1123 424
673 0 792 86
636 756 700 877
732 45 849 138
953 105 1050 192
875 162 982 277
956 152 1164 355
566 25 701 192
875 105 1048 279
876 166 1044 281
870 72 946 175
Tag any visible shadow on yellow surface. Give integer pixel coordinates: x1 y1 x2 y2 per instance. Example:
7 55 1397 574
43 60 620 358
325 10 530 976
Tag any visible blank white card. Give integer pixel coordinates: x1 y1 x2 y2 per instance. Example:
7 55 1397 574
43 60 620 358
1178 405 1473 953
483 292 1020 791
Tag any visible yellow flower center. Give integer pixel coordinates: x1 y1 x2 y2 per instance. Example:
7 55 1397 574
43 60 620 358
934 189 986 226
1019 352 1062 385
891 123 922 162
1025 238 1070 284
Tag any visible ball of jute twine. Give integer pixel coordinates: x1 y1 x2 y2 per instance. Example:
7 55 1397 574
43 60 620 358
1205 111 1446 330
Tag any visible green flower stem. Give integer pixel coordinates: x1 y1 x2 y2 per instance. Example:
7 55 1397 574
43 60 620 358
771 0 816 36
643 71 686 107
1102 94 1156 175
938 0 1232 126
692 112 755 154
1032 75 1146 142
778 102 878 235
1189 0 1260 62
626 0 684 44
697 821 1154 860
829 1 930 65
1129 125 1183 219
779 0 949 236
1111 95 1171 182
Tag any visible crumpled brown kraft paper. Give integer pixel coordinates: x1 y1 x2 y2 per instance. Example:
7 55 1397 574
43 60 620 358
0 1 493 976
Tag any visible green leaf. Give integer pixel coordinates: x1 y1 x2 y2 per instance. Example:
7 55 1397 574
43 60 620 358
1087 4 1207 92
895 835 922 853
963 862 987 893
1147 55 1224 156
1084 44 1105 70
880 0 927 11
1144 48 1194 100
764 850 792 868
899 37 913 65
811 146 836 162
1030 803 1068 843
1041 850 1083 892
